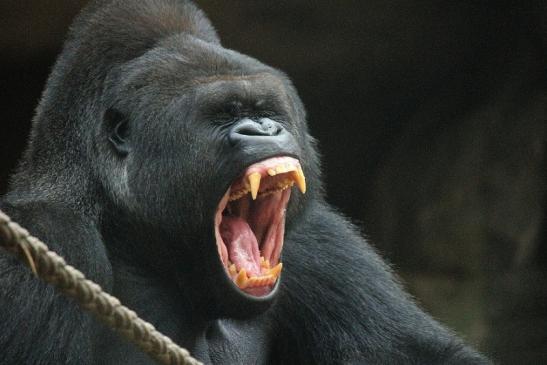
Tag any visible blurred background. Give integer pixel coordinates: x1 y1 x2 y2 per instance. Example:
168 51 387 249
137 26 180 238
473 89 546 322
1 1 546 363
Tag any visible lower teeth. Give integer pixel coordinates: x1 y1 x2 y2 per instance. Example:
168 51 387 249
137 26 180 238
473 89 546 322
227 257 282 289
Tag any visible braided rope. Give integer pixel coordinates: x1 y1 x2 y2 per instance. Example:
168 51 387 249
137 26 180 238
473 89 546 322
0 209 202 365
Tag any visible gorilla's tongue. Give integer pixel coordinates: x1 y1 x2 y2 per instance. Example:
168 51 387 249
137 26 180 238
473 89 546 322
219 216 262 277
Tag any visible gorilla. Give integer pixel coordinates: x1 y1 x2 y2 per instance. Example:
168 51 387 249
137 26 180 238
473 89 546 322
0 0 490 364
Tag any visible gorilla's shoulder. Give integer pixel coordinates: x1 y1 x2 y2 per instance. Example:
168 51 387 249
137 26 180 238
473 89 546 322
0 199 112 287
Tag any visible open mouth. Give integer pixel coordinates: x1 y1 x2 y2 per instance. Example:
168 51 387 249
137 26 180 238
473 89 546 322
214 156 306 297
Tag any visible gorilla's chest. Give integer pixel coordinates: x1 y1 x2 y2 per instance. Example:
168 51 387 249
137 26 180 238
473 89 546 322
94 264 272 364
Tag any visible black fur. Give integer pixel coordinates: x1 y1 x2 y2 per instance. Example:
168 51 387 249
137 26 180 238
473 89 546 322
0 1 490 364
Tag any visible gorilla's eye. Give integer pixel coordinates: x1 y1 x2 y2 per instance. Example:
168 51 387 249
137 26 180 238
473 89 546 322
104 108 130 156
227 100 243 115
214 156 306 297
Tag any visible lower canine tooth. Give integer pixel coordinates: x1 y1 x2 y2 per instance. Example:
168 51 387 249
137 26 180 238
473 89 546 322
269 263 283 278
236 269 248 289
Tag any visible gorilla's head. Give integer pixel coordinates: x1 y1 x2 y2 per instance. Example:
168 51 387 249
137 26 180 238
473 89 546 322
15 0 321 318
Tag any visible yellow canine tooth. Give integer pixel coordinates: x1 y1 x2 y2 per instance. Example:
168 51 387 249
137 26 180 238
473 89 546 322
269 263 283 278
293 167 306 194
248 172 261 200
236 268 248 289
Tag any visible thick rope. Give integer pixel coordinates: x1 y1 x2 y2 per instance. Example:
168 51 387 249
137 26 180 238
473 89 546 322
0 209 202 365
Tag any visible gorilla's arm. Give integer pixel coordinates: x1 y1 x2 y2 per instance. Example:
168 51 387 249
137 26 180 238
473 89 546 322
0 201 112 364
274 200 489 364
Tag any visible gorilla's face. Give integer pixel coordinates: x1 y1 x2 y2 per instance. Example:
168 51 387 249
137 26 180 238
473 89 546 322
101 36 309 315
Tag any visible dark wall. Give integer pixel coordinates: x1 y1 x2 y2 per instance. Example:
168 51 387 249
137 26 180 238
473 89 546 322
1 1 546 363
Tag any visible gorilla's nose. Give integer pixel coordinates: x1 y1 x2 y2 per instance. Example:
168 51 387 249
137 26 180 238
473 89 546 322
228 118 298 156
230 118 282 138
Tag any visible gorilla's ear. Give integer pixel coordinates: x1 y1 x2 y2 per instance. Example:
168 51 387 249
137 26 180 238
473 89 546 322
104 108 130 156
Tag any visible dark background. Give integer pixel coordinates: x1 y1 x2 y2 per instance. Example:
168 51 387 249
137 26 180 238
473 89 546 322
1 1 546 363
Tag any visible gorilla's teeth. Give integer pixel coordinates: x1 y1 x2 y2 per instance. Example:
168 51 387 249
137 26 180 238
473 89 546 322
293 167 307 194
269 263 283 278
236 268 248 289
260 257 270 269
276 179 294 189
229 162 304 202
232 262 281 289
229 189 248 201
248 172 261 200
247 275 274 288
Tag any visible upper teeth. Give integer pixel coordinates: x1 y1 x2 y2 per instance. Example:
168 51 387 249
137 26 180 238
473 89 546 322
228 163 306 201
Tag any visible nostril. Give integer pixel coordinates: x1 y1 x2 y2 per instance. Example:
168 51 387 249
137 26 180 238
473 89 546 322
258 118 281 136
